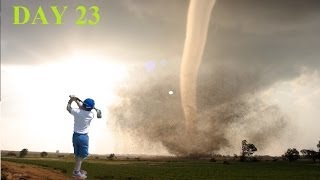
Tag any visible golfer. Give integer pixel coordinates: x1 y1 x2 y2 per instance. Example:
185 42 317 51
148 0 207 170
67 95 101 179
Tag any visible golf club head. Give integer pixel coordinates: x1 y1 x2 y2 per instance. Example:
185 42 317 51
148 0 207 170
96 109 102 118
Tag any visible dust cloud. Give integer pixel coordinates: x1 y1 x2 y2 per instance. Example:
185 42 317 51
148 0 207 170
108 0 288 156
108 61 288 156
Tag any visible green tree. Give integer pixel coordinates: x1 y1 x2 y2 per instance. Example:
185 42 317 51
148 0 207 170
240 140 257 161
107 153 116 160
40 151 48 158
19 148 28 158
300 149 318 162
284 148 300 162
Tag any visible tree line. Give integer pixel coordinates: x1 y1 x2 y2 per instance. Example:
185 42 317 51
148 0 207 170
6 140 320 162
241 140 320 162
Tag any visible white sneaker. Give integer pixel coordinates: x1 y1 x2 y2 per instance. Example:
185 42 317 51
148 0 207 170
73 170 87 179
80 170 87 175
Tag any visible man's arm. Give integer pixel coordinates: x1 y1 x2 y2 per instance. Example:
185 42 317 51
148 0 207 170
67 96 84 113
67 97 75 113
74 98 83 109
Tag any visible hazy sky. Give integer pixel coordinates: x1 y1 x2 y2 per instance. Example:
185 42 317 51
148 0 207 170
1 0 320 155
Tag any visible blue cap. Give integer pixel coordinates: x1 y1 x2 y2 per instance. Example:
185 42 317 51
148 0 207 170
83 98 95 111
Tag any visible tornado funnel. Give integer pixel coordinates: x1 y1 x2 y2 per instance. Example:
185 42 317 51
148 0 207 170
180 0 216 131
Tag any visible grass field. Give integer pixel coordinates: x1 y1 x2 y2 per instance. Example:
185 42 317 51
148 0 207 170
2 157 320 180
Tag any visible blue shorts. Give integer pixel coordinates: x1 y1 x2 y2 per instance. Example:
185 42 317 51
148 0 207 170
72 132 89 158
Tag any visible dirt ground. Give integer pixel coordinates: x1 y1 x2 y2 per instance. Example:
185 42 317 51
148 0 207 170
1 161 71 180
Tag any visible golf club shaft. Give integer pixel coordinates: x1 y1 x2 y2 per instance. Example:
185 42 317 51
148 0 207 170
69 95 100 111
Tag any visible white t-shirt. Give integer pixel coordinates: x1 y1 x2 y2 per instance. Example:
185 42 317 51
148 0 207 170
70 108 94 134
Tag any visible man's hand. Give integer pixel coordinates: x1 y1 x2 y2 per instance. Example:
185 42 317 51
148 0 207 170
69 95 78 100
69 95 83 108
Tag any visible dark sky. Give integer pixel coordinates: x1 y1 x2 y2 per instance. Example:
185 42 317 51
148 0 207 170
2 0 319 68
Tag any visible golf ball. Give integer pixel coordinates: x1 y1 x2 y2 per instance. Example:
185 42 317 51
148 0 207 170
169 90 174 95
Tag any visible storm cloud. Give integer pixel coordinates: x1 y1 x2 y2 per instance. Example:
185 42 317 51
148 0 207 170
107 0 320 155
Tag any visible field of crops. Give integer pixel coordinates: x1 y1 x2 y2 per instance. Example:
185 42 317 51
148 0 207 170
2 157 320 180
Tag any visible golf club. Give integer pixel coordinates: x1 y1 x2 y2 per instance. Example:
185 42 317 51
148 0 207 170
69 95 102 118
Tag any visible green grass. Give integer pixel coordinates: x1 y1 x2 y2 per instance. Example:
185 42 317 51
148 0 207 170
2 157 320 180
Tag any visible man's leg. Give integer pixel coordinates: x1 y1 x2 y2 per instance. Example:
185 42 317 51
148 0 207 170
76 134 89 174
72 133 79 171
74 156 84 172
72 133 87 178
